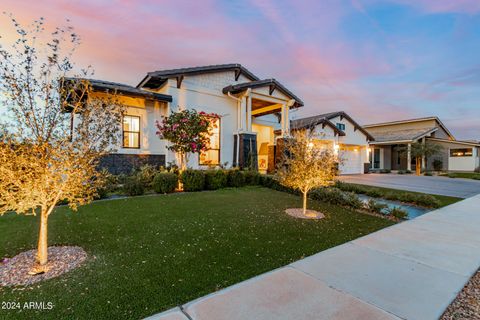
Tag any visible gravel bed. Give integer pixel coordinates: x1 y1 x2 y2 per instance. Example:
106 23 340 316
285 208 325 219
441 269 480 320
0 246 87 287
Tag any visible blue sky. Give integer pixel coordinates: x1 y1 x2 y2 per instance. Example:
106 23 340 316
1 0 479 139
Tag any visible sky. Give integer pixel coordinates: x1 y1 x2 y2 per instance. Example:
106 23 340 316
1 0 479 139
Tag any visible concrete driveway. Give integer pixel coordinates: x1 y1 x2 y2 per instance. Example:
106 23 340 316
339 173 480 198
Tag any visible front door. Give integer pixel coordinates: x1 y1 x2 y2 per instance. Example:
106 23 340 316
369 148 381 169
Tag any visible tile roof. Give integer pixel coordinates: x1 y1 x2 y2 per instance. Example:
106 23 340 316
138 63 259 88
368 127 438 143
292 111 374 140
223 79 304 107
65 78 172 102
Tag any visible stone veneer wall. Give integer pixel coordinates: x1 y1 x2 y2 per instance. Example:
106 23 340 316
99 154 166 175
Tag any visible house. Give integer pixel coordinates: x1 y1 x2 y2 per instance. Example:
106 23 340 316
363 117 480 172
72 64 303 174
290 111 374 175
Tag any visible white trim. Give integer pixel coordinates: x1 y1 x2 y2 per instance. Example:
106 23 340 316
427 137 480 147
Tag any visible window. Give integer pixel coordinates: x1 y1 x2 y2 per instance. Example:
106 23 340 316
123 115 140 148
450 148 472 157
336 123 346 131
199 117 220 165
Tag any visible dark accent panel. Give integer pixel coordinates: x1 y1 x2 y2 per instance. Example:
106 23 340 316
275 138 287 171
238 133 258 170
268 145 276 174
99 153 166 175
364 163 370 174
233 134 238 167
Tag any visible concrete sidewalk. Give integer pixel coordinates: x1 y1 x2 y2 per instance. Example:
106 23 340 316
146 195 480 320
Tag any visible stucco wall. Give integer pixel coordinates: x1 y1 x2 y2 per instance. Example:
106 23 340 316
426 139 480 171
73 94 168 156
156 70 257 168
366 119 451 139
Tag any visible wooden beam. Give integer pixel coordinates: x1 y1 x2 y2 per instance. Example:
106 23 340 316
234 69 241 81
340 115 344 121
322 123 326 129
176 75 184 88
251 103 282 116
269 84 276 95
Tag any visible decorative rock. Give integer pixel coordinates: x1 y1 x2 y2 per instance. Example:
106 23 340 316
0 246 87 287
285 208 325 219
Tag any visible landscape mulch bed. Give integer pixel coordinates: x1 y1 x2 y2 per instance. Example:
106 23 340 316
441 269 480 320
285 208 325 219
0 246 87 287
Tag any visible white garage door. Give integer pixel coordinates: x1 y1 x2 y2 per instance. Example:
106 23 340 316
339 149 362 174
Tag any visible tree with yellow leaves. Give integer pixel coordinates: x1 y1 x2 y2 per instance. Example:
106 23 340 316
0 16 125 271
276 130 338 216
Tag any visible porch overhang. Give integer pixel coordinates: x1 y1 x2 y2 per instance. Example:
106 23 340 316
223 79 304 109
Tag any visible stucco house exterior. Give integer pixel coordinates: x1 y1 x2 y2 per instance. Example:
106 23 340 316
74 64 303 174
290 111 374 175
363 117 480 172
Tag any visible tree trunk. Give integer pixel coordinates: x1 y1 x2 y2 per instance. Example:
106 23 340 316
37 209 49 266
178 153 187 191
302 191 307 216
416 157 421 176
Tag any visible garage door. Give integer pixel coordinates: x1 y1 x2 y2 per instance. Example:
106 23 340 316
339 149 362 174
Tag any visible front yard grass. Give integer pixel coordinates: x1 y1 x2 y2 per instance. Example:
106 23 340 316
440 172 480 180
0 187 393 320
336 182 461 207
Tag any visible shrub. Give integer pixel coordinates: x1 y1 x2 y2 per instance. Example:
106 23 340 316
424 171 433 176
243 170 261 185
123 176 145 196
388 207 408 219
405 170 412 174
136 164 158 188
180 170 205 192
343 192 363 209
227 169 246 187
473 175 480 180
397 170 405 175
204 170 228 190
433 159 443 171
365 189 383 198
152 172 178 194
447 172 457 178
365 199 388 214
310 187 345 205
95 170 119 199
379 169 391 174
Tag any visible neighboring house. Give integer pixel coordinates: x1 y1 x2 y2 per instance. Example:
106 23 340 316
71 64 303 174
363 117 480 172
290 111 374 175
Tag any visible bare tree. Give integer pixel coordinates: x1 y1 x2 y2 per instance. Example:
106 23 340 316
276 131 338 216
0 16 125 271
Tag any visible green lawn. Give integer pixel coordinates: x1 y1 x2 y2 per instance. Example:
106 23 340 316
0 187 393 320
440 172 480 180
338 182 461 207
